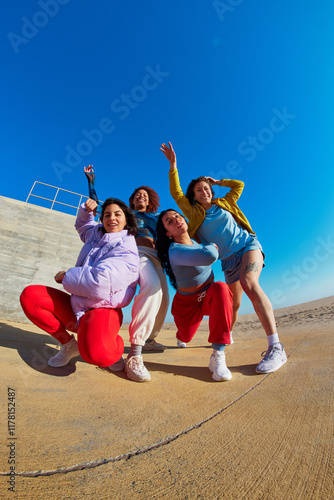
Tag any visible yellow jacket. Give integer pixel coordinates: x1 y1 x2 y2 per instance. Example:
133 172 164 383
169 168 255 238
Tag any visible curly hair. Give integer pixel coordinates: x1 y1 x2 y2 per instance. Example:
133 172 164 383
101 198 138 236
155 209 187 290
185 176 215 205
129 186 160 213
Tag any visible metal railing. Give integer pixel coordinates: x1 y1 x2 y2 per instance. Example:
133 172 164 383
25 181 91 217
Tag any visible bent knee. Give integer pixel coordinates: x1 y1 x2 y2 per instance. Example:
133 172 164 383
240 279 261 299
79 344 122 367
20 285 40 309
211 281 231 295
232 300 241 313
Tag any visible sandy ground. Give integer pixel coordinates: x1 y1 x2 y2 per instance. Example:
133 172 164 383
0 296 333 499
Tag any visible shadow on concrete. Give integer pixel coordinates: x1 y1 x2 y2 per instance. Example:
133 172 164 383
136 360 259 382
0 322 78 377
164 344 212 350
0 322 259 381
230 363 260 376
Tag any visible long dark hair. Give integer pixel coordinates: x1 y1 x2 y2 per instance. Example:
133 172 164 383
185 176 215 205
101 198 138 236
129 185 160 213
156 209 187 290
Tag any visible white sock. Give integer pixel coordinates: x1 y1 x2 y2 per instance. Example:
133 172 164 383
267 333 279 347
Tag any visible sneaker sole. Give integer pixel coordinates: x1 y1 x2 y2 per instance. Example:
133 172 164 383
212 372 232 381
125 368 151 382
48 358 78 368
209 367 232 382
208 364 232 381
48 345 80 368
255 356 287 374
177 343 187 348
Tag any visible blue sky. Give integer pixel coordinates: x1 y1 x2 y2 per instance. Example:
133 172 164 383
2 1 334 322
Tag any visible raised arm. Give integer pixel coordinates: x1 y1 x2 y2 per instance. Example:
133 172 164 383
74 200 98 242
160 142 176 171
160 142 194 219
206 176 244 203
84 165 102 214
85 198 98 216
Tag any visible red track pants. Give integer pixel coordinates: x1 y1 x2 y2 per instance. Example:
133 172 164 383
171 281 233 344
20 285 124 367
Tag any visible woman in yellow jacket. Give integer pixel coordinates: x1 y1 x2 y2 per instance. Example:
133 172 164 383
160 142 287 375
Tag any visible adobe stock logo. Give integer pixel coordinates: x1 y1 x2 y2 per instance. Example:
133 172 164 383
236 107 296 162
212 0 244 22
207 106 296 180
52 64 170 182
7 0 71 54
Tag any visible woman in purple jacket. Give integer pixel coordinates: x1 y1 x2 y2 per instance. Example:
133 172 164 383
20 197 139 370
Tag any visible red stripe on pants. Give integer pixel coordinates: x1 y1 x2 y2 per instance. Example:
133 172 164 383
171 281 233 344
20 285 124 367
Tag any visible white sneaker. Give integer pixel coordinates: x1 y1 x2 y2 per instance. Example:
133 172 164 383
256 342 287 374
108 356 125 372
208 350 232 381
125 355 151 382
177 338 187 348
48 336 79 367
142 339 166 352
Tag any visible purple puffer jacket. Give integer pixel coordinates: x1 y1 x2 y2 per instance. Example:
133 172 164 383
62 205 139 320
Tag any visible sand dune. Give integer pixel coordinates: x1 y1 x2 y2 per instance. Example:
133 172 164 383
162 295 334 333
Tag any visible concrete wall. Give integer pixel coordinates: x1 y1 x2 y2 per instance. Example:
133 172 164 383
0 196 83 323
